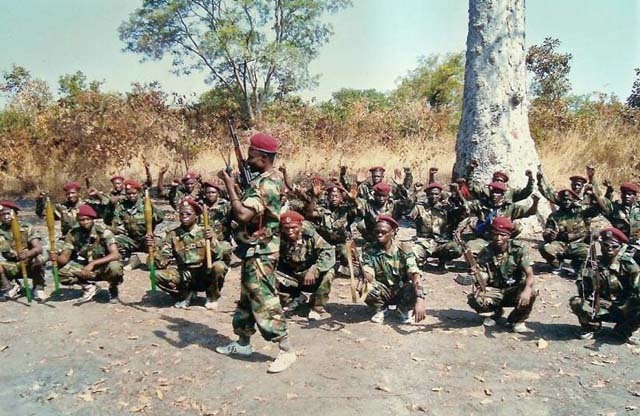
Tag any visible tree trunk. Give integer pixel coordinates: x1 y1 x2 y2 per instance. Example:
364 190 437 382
453 0 541 189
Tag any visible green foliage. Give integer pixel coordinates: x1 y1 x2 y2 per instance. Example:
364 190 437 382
392 52 464 110
58 71 102 98
526 38 572 102
627 67 640 108
119 0 351 123
0 65 31 95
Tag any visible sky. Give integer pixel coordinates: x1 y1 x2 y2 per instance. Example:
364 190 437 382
1 0 638 104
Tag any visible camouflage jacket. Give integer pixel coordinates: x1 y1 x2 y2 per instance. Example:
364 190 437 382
465 199 533 239
470 176 534 203
0 223 40 261
169 185 202 211
537 175 597 208
544 205 599 243
599 200 640 243
61 223 117 264
155 223 224 269
409 201 455 241
278 221 336 279
111 197 164 243
357 198 401 239
579 246 640 303
236 168 284 257
201 199 232 242
362 241 420 289
88 189 126 225
35 198 88 236
312 203 357 245
477 240 533 289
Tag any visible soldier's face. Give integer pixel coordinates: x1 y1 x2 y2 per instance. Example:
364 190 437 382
247 149 267 172
0 209 12 225
184 179 197 193
282 224 301 242
371 171 383 184
493 175 507 184
66 190 79 203
560 195 574 210
77 216 94 231
112 179 124 192
126 188 139 202
622 190 637 206
490 190 504 205
374 222 394 246
600 239 621 259
491 231 510 251
205 187 219 203
328 189 343 208
179 207 197 227
427 188 441 204
571 181 584 194
373 192 388 205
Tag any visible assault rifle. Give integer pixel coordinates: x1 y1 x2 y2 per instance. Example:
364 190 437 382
227 117 252 190
581 229 600 318
453 218 487 292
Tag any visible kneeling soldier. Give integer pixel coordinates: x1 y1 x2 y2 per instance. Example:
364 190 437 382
148 198 228 310
467 216 537 333
52 205 123 304
569 227 640 344
362 215 426 324
278 210 336 321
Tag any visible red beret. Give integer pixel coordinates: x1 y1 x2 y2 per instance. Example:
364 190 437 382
569 175 588 184
492 171 509 182
372 182 392 196
488 181 508 192
77 204 98 219
179 197 203 215
557 188 579 200
181 172 199 183
202 180 224 191
110 175 125 182
124 179 142 191
310 175 325 184
491 216 514 235
249 133 278 153
63 181 81 192
600 227 628 244
369 166 386 173
426 183 443 191
325 184 347 193
280 210 305 227
620 182 640 194
0 200 20 211
376 214 399 230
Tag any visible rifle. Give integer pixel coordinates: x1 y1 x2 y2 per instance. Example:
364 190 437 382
582 230 600 318
227 117 252 189
346 239 369 302
10 212 32 302
275 270 299 288
453 219 487 292
143 189 157 292
202 205 219 298
44 197 61 295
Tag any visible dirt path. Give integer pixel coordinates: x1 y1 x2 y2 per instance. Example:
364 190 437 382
1 222 639 415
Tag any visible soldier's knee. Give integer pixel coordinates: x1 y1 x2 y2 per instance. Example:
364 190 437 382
212 261 228 278
569 296 583 314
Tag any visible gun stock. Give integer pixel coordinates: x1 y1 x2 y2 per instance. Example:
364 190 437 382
227 118 252 189
10 213 32 302
143 189 157 292
44 197 61 294
453 221 486 292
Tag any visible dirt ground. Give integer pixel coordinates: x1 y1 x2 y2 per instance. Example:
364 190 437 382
1 212 640 416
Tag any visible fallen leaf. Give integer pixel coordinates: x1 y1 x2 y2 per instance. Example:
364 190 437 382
0 345 8 352
409 404 428 412
590 361 607 367
156 390 164 400
66 368 74 377
375 384 391 392
537 339 549 349
286 393 298 400
484 389 493 396
175 396 187 403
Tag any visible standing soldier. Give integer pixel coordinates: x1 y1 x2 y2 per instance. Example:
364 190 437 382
216 132 296 374
0 201 46 301
466 217 537 333
362 215 426 324
569 227 640 344
50 205 123 304
147 198 228 310
277 210 336 321
36 181 86 237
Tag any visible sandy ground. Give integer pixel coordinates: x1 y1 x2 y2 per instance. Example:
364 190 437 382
1 213 640 416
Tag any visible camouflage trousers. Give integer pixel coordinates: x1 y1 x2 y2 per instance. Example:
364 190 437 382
233 254 288 342
413 238 462 267
0 255 46 288
114 234 149 259
539 240 589 271
467 285 538 323
278 268 335 308
569 295 640 337
156 261 228 301
58 260 123 286
365 281 416 312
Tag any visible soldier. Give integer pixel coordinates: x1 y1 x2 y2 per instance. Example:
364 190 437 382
86 174 126 225
51 204 123 304
199 180 233 261
537 165 598 207
569 227 640 344
357 181 403 243
110 179 164 266
539 189 599 275
467 217 537 333
147 198 227 310
466 164 535 203
341 166 412 202
408 183 462 272
0 201 46 301
592 182 640 264
362 215 426 324
36 181 86 237
216 132 296 374
277 210 336 320
168 172 202 211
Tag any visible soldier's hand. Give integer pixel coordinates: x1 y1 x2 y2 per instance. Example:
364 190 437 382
17 249 30 261
204 227 215 241
429 167 439 175
340 166 347 174
303 267 318 286
87 187 99 197
355 170 367 184
525 169 533 178
545 229 558 240
311 178 324 197
413 297 426 323
143 157 150 169
517 286 533 308
394 168 402 180
109 195 121 205
586 164 595 180
80 263 95 279
278 164 287 174
347 184 358 202
217 169 232 185
48 250 58 261
403 166 411 173
171 179 180 187
145 234 155 249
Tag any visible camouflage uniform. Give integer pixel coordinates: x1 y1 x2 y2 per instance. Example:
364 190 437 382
569 246 640 338
58 223 123 286
470 177 534 203
89 189 125 225
201 198 234 267
465 199 533 252
467 240 537 324
0 223 46 287
357 198 401 243
233 169 288 342
169 185 201 211
362 241 422 312
311 203 357 268
35 199 84 237
110 197 164 257
154 223 228 301
409 201 462 268
539 204 599 271
278 221 336 308
537 175 597 208
598 198 640 262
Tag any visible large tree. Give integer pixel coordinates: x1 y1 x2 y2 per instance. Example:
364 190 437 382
453 0 543 195
119 0 350 123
